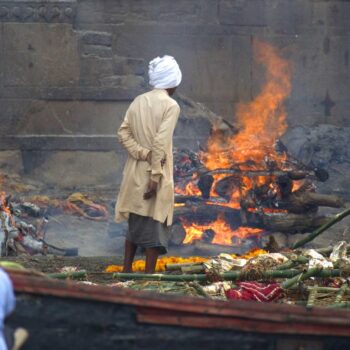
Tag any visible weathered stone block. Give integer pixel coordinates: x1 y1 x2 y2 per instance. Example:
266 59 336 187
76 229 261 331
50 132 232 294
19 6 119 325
76 0 208 24
3 23 79 87
0 151 23 174
79 86 145 101
15 100 129 135
81 31 112 46
100 75 145 90
113 56 145 76
21 150 122 187
265 0 312 34
82 45 113 58
79 56 114 86
0 99 31 135
219 0 266 26
311 1 350 30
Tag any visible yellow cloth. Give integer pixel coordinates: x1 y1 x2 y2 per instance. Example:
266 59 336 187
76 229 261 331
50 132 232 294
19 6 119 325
115 89 180 226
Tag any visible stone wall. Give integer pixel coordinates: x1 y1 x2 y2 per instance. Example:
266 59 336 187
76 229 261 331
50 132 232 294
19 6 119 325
0 0 349 188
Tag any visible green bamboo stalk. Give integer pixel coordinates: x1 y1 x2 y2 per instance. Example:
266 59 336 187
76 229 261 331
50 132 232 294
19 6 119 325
181 265 205 274
307 286 340 293
274 256 309 270
282 268 323 289
329 302 350 309
292 207 350 249
47 270 87 280
113 269 342 282
189 282 211 298
335 284 348 304
166 262 203 272
306 288 318 309
316 244 350 257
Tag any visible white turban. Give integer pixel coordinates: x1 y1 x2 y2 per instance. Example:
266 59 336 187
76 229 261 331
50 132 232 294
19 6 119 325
148 55 182 89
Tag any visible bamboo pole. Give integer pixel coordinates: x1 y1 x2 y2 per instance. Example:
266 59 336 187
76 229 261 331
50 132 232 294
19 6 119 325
306 288 318 309
282 268 321 289
316 244 350 257
166 262 203 272
307 286 340 293
329 302 350 309
274 256 309 270
181 265 205 274
281 268 342 289
113 269 342 282
292 207 350 249
189 282 211 298
335 284 348 304
47 270 87 280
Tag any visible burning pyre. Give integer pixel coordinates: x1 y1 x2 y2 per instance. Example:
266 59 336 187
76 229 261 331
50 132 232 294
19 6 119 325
173 40 342 251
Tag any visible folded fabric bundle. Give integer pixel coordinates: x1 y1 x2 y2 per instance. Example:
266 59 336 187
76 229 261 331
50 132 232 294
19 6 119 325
225 281 283 302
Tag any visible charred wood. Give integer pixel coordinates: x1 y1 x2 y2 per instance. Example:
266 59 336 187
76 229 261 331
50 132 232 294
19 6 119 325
174 204 242 227
276 192 344 214
174 202 330 234
213 175 241 200
197 174 214 199
260 213 330 233
169 224 186 246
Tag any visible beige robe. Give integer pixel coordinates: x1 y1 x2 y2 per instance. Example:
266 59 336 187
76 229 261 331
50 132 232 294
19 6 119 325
115 89 180 226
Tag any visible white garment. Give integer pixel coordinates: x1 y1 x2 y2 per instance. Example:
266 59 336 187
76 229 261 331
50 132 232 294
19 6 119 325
0 269 15 350
148 55 182 89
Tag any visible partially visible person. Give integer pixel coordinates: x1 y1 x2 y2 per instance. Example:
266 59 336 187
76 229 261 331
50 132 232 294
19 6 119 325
0 269 15 350
0 269 28 350
115 55 182 273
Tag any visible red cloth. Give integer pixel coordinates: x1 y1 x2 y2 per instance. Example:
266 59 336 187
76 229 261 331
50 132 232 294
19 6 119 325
225 282 283 302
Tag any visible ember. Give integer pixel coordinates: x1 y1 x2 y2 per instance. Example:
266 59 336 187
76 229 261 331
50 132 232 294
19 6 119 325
181 214 263 245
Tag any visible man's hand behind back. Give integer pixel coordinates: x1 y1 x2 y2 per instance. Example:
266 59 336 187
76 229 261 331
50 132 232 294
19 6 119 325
144 180 158 200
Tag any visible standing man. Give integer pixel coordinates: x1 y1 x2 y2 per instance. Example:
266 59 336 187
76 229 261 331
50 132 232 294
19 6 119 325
115 55 182 273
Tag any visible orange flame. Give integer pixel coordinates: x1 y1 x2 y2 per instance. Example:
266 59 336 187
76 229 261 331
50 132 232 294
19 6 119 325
181 214 264 245
204 40 292 171
178 41 293 246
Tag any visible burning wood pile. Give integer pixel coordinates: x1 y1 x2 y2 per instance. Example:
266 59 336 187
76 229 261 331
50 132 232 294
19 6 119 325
0 192 78 257
171 40 344 254
0 189 109 257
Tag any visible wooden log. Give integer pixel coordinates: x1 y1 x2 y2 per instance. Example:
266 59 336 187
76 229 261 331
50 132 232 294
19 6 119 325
261 212 330 233
174 202 329 234
213 175 241 200
276 191 345 213
169 224 186 246
174 203 242 226
198 174 214 199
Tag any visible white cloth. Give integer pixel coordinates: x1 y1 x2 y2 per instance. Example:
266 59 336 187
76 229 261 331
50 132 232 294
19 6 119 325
0 269 15 350
148 55 182 89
